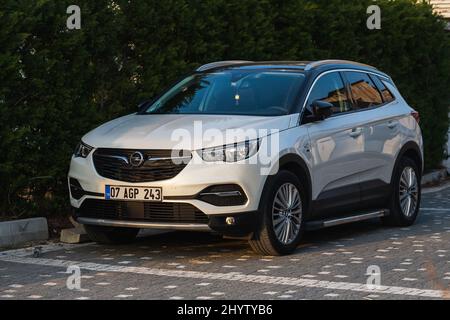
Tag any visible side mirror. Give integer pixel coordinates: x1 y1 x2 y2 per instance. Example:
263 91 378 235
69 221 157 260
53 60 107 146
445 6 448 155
311 100 334 120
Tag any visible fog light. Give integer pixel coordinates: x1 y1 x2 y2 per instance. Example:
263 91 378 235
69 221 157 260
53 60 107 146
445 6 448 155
198 184 247 206
69 178 84 200
225 217 236 225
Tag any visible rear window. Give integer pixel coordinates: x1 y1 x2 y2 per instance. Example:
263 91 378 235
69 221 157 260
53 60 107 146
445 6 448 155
371 75 395 103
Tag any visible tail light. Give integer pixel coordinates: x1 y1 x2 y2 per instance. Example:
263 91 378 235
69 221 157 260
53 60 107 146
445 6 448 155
411 111 420 124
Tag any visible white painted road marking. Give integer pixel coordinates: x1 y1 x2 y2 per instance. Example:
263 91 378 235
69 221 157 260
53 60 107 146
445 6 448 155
0 255 446 299
0 243 93 258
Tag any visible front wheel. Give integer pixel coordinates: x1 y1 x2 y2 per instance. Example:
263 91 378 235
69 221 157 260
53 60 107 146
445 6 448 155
249 171 305 256
383 157 421 227
84 225 139 244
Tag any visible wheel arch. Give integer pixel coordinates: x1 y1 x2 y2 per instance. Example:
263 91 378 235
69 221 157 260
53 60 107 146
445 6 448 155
391 141 423 184
261 153 313 217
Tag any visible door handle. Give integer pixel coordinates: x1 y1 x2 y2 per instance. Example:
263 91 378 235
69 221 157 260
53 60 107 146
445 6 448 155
387 120 399 129
349 127 363 138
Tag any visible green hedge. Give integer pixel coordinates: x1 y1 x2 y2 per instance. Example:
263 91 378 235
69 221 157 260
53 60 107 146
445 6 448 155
1 0 449 217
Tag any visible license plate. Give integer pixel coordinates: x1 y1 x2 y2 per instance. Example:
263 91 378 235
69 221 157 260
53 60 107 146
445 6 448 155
105 185 162 201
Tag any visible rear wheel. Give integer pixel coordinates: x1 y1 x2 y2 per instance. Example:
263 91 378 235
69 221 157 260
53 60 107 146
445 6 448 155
383 157 421 227
249 171 305 256
84 225 139 244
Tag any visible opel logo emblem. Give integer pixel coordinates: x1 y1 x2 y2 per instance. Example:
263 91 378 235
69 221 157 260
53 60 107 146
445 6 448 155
129 151 144 167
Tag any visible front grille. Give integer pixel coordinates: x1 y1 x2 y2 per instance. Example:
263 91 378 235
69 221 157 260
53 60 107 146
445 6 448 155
77 199 209 224
93 149 191 183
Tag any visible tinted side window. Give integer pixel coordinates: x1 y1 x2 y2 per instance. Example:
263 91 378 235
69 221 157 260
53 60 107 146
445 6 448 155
307 72 352 114
370 75 395 103
345 72 383 109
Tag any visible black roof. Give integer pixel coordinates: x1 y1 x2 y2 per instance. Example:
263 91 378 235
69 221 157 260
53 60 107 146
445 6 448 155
196 60 389 78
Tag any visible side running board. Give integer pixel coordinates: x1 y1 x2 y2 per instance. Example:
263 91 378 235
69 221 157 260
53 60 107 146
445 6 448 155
305 209 389 231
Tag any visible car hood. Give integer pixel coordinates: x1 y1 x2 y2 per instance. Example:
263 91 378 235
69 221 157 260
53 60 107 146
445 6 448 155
83 113 295 150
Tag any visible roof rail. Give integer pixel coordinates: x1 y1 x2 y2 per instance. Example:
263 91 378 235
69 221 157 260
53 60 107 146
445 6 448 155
304 60 377 71
196 60 253 72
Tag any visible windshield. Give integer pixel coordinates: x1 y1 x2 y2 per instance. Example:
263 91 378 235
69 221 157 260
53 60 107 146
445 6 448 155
141 70 305 116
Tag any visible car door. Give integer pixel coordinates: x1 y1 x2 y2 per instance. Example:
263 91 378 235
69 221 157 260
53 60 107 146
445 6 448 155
304 71 366 218
342 71 399 208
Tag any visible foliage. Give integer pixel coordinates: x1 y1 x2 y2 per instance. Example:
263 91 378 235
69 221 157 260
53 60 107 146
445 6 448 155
0 0 449 217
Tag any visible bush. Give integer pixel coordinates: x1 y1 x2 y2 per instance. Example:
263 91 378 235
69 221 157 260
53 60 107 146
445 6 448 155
1 0 449 218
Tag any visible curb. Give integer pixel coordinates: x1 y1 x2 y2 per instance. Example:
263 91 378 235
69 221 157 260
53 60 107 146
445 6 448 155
422 181 450 194
60 227 90 244
421 168 448 186
0 218 48 248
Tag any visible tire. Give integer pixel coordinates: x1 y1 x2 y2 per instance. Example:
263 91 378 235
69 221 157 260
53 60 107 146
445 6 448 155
249 171 306 256
382 157 421 227
84 225 139 244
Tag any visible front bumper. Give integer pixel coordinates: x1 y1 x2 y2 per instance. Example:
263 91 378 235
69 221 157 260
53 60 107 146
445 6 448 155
69 150 267 215
76 217 212 232
73 206 257 237
69 148 269 236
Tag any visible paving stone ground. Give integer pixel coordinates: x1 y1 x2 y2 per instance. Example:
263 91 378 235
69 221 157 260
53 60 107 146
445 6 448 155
1 186 450 300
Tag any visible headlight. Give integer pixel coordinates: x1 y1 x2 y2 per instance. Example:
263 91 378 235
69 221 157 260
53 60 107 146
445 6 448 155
199 140 259 162
74 141 93 158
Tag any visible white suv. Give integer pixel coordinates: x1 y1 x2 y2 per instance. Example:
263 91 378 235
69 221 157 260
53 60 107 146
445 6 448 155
69 60 423 255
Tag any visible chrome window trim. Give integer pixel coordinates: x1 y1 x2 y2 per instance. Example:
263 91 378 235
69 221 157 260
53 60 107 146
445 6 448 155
299 69 393 124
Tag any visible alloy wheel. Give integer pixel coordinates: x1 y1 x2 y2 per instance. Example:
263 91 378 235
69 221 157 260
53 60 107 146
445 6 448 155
399 166 419 217
272 183 302 245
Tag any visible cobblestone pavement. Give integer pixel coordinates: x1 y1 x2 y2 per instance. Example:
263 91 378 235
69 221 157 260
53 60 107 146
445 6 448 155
1 187 450 300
